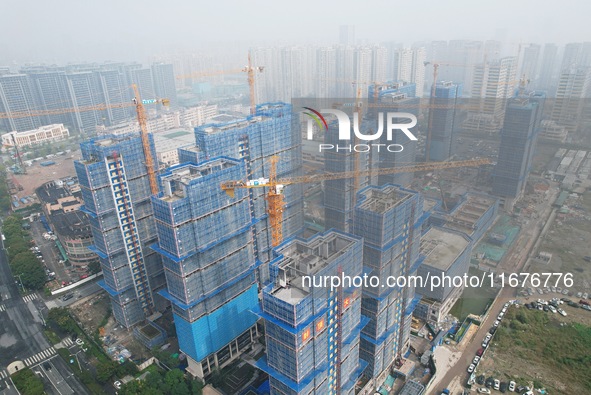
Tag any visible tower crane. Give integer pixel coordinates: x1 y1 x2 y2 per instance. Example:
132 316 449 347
175 52 264 115
0 85 168 195
221 157 492 247
131 84 169 194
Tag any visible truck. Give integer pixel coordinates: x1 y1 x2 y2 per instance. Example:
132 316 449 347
440 390 450 395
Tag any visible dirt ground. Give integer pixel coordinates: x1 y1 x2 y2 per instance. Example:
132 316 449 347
71 292 110 334
529 192 591 293
12 150 81 197
476 305 591 395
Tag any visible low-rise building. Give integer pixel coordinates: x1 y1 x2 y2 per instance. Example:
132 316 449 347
414 227 472 324
36 179 97 269
1 124 69 147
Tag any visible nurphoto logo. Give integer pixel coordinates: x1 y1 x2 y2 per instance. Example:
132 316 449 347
303 107 418 153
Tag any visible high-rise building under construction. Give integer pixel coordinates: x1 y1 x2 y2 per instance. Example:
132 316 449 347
152 158 259 378
75 134 168 328
257 231 367 395
353 184 425 384
151 103 303 377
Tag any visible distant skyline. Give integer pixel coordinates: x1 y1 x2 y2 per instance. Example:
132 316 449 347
1 0 590 65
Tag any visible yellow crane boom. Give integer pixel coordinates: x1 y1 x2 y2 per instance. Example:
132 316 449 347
175 52 264 115
131 84 169 194
222 157 492 247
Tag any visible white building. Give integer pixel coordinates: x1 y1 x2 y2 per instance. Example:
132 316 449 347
552 67 591 132
1 124 69 147
463 56 517 133
153 128 195 166
392 47 426 97
96 105 218 136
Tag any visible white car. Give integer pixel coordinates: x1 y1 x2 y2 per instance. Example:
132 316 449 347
548 305 557 313
494 379 500 390
75 338 84 346
114 380 122 389
493 320 500 327
472 356 480 364
467 363 475 373
583 292 589 300
477 388 491 394
558 308 567 316
509 381 516 392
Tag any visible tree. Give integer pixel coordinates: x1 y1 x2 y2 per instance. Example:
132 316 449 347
6 239 29 260
11 368 44 395
48 307 77 333
12 251 46 290
164 369 190 395
96 361 117 383
88 260 101 274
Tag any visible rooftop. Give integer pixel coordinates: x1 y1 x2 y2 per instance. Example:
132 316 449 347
152 128 195 152
50 210 92 238
420 227 470 271
159 159 239 201
36 182 70 204
270 232 357 304
357 185 412 214
398 380 425 395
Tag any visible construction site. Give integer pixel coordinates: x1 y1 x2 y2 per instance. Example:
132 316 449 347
0 38 589 395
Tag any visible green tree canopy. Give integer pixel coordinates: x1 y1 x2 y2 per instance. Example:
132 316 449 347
12 251 46 290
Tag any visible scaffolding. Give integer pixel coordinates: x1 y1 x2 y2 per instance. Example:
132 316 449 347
75 133 164 328
258 231 366 395
194 103 303 284
353 184 425 378
151 158 259 373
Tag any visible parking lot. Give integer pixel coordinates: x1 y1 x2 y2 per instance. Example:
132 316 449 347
470 295 591 394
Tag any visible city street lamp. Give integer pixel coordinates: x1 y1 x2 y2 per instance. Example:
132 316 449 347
16 273 26 293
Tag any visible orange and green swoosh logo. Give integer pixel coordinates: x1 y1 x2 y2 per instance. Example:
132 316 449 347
303 107 328 131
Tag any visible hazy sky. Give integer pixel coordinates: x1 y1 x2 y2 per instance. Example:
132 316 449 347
2 0 590 65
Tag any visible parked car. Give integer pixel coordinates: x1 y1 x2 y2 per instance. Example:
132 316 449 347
580 299 590 306
75 338 84 346
473 356 480 364
62 293 74 301
485 377 494 388
476 375 485 385
476 348 484 357
493 320 500 327
468 364 476 373
477 388 491 394
558 308 567 316
114 381 122 389
493 379 500 391
508 381 516 392
499 381 507 393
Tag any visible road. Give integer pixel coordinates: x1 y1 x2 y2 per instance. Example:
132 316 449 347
429 187 559 395
0 229 88 395
29 219 71 283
